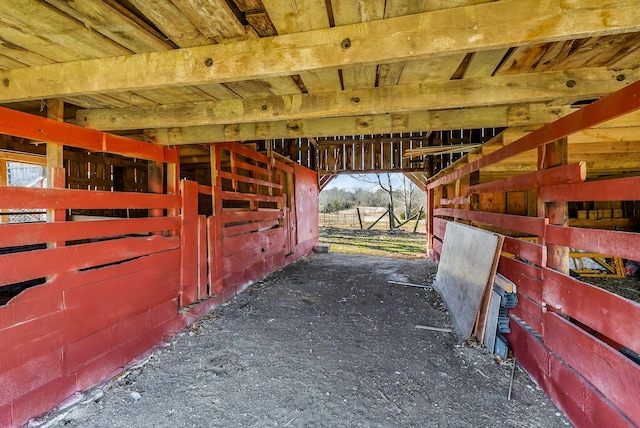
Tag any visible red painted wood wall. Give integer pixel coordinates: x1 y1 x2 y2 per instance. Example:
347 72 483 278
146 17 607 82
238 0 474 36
0 109 318 427
427 81 640 427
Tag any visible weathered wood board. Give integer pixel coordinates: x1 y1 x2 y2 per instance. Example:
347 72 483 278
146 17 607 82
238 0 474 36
433 222 503 340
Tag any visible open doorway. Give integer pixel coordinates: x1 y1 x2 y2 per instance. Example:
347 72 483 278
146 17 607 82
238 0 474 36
318 173 427 258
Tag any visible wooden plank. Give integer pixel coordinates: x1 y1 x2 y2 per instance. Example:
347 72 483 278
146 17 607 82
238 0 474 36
207 215 223 294
221 218 280 237
498 266 543 303
540 175 640 202
466 162 586 196
77 68 636 130
198 215 208 299
197 184 213 195
0 235 179 287
219 210 283 224
0 217 180 248
180 181 199 306
0 107 178 164
218 171 282 190
432 216 448 241
434 208 548 237
0 187 180 210
221 227 284 257
544 312 640 426
510 293 543 336
503 236 546 266
150 104 560 145
498 254 544 280
5 0 640 102
428 79 640 189
543 267 640 357
546 225 640 261
220 191 283 204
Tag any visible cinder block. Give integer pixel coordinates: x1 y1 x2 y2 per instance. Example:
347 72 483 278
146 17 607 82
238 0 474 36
314 245 330 253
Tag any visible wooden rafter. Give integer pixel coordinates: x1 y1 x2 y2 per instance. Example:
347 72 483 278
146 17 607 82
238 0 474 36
77 68 635 130
1 0 640 103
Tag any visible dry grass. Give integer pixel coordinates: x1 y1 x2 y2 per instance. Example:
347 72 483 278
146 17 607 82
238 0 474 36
318 227 427 258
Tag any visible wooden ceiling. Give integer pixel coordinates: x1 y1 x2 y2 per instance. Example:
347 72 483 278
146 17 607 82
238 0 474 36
1 0 640 146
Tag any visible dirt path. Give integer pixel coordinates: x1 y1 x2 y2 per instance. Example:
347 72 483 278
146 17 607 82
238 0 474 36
36 253 569 427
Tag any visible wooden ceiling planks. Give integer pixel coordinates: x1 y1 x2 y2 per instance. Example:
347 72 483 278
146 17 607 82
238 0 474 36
261 0 340 93
331 0 385 90
496 33 640 75
0 0 130 60
42 0 172 53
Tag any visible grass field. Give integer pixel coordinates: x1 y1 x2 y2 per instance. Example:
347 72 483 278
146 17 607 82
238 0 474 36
318 226 427 258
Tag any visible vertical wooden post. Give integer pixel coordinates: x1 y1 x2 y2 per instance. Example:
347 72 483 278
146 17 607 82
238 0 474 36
209 145 224 293
148 160 164 219
180 180 199 306
538 138 569 274
0 159 7 223
46 100 66 247
356 207 363 230
426 188 434 257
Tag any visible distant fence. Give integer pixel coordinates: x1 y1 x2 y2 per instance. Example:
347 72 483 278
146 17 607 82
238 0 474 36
319 211 426 232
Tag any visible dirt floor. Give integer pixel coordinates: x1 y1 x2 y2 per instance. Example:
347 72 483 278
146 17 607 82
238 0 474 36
34 252 569 428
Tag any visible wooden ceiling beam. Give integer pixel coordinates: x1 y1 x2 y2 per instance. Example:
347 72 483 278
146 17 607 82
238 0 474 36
77 67 634 130
1 0 640 103
144 103 563 144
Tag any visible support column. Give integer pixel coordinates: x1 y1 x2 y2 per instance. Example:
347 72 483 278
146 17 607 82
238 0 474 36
538 138 569 274
426 188 434 258
46 99 66 248
148 160 164 219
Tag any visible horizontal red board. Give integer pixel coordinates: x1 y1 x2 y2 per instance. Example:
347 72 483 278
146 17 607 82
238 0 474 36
546 225 640 261
498 255 543 280
434 208 547 237
0 216 180 248
503 236 546 266
466 162 586 196
0 187 181 210
11 374 78 428
0 106 177 164
0 235 180 286
544 312 640 426
432 217 447 240
220 191 283 204
220 210 283 224
219 170 283 190
539 175 640 202
543 267 640 356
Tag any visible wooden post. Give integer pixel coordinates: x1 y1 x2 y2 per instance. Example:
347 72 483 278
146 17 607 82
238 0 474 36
46 99 66 247
426 188 434 257
180 180 199 306
356 207 363 229
388 203 395 230
148 160 164 230
209 145 224 293
413 206 423 233
538 138 569 274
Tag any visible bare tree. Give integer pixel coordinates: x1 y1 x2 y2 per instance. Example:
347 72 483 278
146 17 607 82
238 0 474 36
355 173 398 228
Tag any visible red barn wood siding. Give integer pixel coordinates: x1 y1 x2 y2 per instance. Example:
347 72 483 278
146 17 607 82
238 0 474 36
427 80 640 427
0 110 318 427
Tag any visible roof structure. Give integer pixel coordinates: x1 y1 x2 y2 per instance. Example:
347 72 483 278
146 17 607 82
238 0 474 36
1 1 638 152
